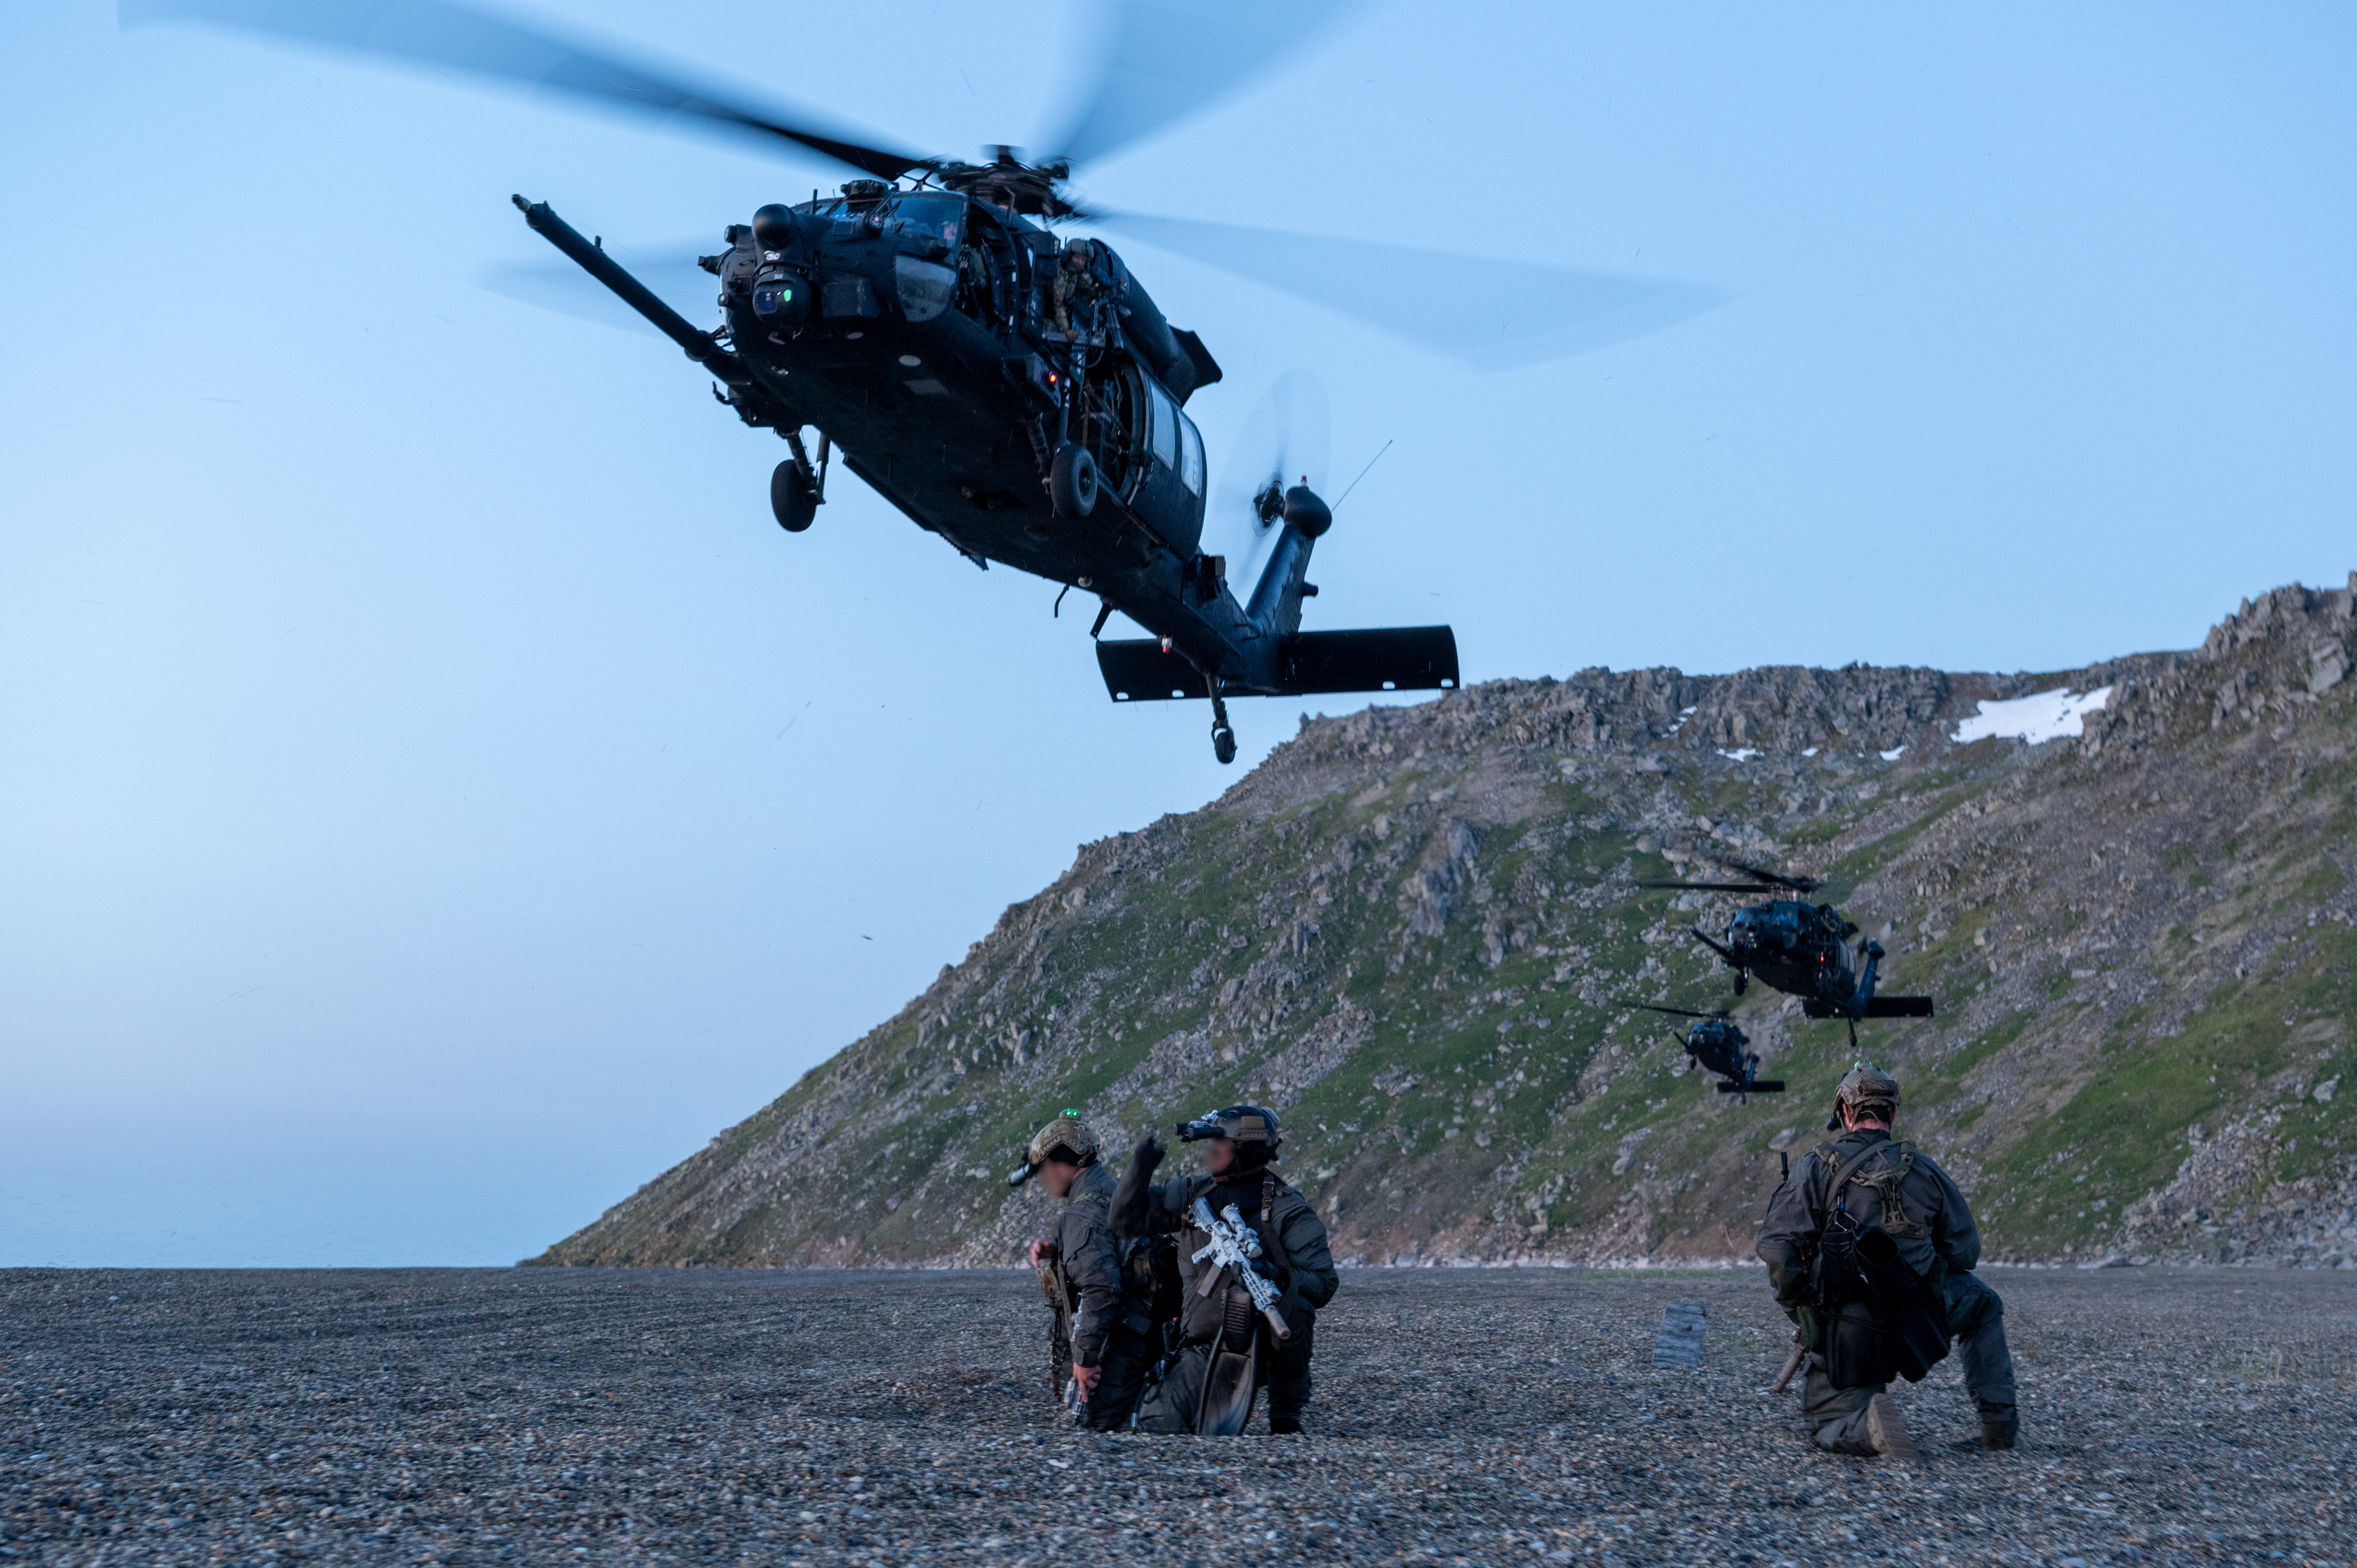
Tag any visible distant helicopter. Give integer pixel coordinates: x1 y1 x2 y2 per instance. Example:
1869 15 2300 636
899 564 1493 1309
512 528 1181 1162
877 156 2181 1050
1637 858 1933 1045
126 0 1722 764
1631 1003 1784 1102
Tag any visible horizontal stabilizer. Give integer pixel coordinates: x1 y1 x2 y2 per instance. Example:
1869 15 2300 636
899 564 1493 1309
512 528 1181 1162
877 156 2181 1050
1096 626 1460 702
1097 640 1208 702
1804 995 1936 1021
1865 996 1935 1018
1716 1080 1785 1094
1280 626 1458 696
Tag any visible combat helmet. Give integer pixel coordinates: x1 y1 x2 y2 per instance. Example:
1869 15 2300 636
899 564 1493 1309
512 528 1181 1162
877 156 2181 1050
1175 1104 1282 1162
1025 1109 1099 1168
1833 1061 1902 1120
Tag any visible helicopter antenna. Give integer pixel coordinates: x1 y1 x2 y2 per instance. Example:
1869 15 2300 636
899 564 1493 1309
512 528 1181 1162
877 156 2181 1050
1331 439 1393 509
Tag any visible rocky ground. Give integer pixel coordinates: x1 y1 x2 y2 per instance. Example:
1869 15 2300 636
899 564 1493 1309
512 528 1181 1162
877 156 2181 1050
4 1268 2352 1566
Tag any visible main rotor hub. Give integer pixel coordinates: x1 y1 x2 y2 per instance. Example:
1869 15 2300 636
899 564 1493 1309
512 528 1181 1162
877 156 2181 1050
933 149 1079 219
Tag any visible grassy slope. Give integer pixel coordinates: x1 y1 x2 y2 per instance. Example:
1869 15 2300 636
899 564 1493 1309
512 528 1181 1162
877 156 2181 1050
533 583 2357 1267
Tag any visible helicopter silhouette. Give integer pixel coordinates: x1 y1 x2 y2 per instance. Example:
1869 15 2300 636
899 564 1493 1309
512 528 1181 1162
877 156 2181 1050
1631 1003 1785 1102
124 0 1722 764
1637 858 1934 1046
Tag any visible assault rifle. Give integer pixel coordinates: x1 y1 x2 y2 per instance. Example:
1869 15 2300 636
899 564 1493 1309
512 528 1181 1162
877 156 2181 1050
1035 1259 1083 1418
1187 1197 1292 1341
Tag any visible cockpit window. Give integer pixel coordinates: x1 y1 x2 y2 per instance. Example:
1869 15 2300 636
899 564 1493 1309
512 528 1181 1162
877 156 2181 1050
800 193 966 246
1146 382 1179 470
1178 410 1204 495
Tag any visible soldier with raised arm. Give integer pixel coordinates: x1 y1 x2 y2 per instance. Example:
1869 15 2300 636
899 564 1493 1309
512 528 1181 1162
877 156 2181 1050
1111 1105 1337 1435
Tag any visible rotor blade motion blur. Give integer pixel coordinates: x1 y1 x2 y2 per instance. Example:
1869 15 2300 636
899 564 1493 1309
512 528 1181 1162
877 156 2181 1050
120 0 926 180
1207 371 1328 601
476 242 713 337
1095 214 1726 371
1714 860 1824 894
1631 1003 1732 1021
1049 0 1371 169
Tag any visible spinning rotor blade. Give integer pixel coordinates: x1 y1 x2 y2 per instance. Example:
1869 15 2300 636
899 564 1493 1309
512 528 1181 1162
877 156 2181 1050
1630 1003 1732 1022
1207 370 1329 599
1713 858 1825 894
121 0 926 180
1639 857 1825 895
1048 0 1371 169
476 241 714 336
1094 214 1725 371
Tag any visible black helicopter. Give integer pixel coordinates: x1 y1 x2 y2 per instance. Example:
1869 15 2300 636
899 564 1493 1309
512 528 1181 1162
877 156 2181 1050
1637 858 1934 1044
1630 1004 1784 1102
126 0 1720 764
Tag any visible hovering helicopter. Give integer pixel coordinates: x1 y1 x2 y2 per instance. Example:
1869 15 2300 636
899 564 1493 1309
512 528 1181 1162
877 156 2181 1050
124 0 1721 764
1629 1003 1784 1102
1637 858 1934 1045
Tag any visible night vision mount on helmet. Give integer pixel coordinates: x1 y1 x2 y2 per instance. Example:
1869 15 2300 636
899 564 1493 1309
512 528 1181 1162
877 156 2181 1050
126 0 1725 765
1176 1105 1281 1156
1007 1109 1098 1187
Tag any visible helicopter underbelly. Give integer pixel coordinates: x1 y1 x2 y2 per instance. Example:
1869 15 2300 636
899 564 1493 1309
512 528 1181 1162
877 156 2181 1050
1735 948 1848 1003
742 311 1184 586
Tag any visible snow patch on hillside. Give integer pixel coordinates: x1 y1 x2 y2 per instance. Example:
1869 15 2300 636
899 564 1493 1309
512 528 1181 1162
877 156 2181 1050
1953 685 2113 745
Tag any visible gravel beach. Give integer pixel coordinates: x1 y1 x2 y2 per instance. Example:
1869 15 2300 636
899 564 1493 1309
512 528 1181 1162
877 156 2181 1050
3 1266 2351 1566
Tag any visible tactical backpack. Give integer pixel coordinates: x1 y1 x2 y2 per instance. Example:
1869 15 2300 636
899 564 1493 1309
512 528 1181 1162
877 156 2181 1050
1808 1139 1952 1390
1118 1231 1182 1337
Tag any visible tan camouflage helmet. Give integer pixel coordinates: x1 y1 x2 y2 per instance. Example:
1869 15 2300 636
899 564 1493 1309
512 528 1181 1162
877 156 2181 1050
1834 1061 1902 1117
1026 1111 1099 1167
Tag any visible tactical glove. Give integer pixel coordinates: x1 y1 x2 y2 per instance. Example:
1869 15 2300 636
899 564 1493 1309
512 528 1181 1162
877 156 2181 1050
1132 1134 1165 1176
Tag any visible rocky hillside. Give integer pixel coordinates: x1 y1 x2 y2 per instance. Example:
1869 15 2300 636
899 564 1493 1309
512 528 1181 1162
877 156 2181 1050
532 578 2357 1270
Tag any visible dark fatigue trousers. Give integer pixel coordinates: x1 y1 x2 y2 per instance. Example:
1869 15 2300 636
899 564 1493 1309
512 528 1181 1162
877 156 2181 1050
1266 1311 1315 1429
1077 1325 1156 1432
1804 1272 2018 1454
1133 1312 1317 1434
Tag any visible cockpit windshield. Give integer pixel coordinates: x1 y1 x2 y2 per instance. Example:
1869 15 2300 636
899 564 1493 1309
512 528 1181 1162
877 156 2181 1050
798 192 967 247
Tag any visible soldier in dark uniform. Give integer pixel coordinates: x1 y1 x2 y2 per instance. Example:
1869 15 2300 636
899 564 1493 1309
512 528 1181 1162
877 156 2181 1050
1112 1105 1338 1435
1020 1115 1158 1431
1757 1064 2021 1457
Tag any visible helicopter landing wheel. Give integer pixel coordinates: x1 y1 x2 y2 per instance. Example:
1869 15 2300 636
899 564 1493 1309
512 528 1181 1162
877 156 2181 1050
1732 970 1748 996
771 460 817 533
1207 677 1237 764
1048 442 1098 519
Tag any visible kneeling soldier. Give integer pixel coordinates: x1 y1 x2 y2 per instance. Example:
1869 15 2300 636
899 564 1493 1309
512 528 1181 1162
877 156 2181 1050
1758 1064 2021 1457
1112 1105 1337 1435
1020 1114 1158 1431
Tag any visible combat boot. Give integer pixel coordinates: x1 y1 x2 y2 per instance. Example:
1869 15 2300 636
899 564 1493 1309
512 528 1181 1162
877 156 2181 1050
1979 1417 2019 1451
1268 1415 1302 1435
1865 1393 1919 1460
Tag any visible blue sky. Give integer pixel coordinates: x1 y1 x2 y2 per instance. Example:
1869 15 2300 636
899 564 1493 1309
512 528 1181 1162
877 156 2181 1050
4 2 2351 1265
